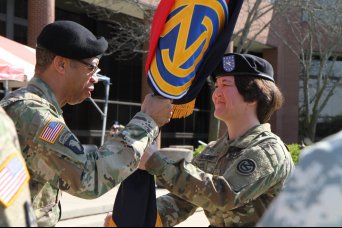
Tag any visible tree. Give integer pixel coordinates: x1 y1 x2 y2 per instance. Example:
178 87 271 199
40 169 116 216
233 0 274 54
272 0 342 142
75 0 158 60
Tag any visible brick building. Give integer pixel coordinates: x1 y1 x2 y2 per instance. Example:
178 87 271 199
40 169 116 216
4 0 339 147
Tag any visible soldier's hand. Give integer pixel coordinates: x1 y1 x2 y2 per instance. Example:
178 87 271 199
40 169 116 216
141 94 173 127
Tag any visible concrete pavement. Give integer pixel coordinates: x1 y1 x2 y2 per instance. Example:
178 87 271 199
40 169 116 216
56 186 209 227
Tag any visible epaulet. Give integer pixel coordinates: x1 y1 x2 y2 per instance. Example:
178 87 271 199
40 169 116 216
246 131 279 150
1 89 59 117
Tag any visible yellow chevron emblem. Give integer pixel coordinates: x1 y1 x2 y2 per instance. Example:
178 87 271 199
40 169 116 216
162 0 225 78
149 0 227 97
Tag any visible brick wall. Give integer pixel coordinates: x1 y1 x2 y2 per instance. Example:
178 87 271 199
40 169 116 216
27 0 55 48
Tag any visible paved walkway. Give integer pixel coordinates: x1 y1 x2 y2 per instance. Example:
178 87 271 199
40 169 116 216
56 187 209 227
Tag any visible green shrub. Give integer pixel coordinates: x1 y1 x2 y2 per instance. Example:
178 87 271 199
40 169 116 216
287 144 301 165
194 145 206 157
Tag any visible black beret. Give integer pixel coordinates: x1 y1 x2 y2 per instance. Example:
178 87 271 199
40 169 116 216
212 53 274 82
37 20 108 60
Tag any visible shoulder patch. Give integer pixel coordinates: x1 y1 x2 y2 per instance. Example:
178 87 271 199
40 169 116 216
237 159 256 175
0 154 30 207
59 132 84 155
39 119 65 144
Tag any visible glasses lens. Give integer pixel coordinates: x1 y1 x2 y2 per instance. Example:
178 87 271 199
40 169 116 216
77 60 98 74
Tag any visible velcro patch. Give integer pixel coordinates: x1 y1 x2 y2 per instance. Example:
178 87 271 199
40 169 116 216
0 154 30 207
59 132 84 155
237 159 256 175
40 119 65 144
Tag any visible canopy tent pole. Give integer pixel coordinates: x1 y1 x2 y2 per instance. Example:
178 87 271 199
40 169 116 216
88 74 111 146
4 80 9 96
101 76 111 146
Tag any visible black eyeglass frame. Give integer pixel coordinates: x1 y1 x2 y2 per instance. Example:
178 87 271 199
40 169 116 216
75 59 100 75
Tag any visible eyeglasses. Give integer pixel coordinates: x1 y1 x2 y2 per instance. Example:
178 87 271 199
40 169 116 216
76 59 100 75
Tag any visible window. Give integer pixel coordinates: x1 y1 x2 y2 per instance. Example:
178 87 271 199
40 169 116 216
302 0 342 25
0 21 5 36
0 0 28 42
0 0 6 14
299 57 342 119
14 24 27 43
14 0 27 19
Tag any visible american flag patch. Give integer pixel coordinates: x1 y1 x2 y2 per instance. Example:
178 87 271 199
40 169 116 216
39 120 65 144
0 154 30 207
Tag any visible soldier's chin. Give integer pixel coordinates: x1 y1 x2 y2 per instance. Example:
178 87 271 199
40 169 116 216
69 97 87 105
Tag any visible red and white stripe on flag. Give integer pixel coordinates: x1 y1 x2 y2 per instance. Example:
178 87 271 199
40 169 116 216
39 119 65 144
0 154 30 207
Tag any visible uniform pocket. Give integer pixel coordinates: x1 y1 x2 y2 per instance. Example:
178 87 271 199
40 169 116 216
193 153 219 173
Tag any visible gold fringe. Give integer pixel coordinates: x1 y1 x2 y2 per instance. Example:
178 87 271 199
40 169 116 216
172 99 196 119
105 213 163 227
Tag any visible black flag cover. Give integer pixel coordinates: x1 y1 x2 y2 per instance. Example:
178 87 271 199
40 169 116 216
111 170 160 227
109 0 244 226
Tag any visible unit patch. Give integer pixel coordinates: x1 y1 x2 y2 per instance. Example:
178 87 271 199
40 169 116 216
237 159 256 175
59 132 84 155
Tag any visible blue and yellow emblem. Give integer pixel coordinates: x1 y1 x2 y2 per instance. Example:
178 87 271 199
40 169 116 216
148 0 229 118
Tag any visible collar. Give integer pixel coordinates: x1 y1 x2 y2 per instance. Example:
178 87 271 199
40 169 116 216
228 123 272 149
28 77 63 115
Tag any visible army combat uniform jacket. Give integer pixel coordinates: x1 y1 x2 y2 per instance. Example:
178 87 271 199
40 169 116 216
0 107 37 227
258 130 342 227
0 77 159 227
146 124 294 227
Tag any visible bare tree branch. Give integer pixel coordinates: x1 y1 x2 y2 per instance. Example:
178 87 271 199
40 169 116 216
76 0 156 60
273 0 342 140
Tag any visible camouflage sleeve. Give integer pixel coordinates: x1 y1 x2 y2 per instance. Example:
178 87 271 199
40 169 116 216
258 132 342 227
157 193 198 227
6 100 159 199
0 108 36 227
146 143 284 213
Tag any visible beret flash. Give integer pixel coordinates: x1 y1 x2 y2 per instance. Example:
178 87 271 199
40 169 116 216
212 53 275 82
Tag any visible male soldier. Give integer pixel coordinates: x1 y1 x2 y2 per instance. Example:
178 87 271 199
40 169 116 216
0 20 172 227
0 106 37 227
258 130 342 227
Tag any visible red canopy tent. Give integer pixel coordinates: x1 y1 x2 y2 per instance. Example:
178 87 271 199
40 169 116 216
0 35 35 95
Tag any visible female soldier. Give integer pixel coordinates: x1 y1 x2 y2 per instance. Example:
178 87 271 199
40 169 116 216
140 53 295 227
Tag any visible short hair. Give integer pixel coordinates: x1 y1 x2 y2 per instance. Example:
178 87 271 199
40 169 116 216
234 76 284 123
35 47 55 72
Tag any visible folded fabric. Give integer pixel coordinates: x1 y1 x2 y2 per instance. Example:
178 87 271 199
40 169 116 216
112 170 162 227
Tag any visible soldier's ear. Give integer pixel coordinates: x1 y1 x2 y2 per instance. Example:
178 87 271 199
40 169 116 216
53 56 66 74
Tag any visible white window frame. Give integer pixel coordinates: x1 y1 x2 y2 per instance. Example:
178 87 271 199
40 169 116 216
0 0 27 39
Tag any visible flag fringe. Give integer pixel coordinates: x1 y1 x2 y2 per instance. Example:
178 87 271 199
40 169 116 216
172 99 196 119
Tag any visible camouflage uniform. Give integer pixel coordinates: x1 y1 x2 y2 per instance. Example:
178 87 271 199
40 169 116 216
0 77 159 227
146 124 294 227
258 130 342 227
0 107 37 227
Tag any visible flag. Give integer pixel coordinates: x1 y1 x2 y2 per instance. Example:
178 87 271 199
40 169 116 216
146 0 244 118
110 0 244 226
39 120 64 144
0 154 30 207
